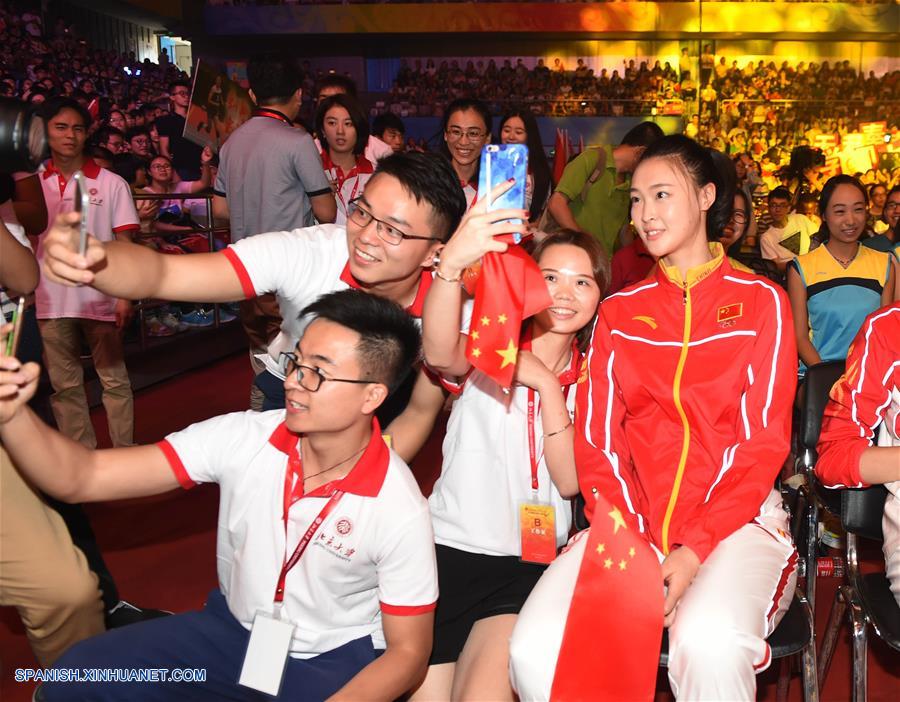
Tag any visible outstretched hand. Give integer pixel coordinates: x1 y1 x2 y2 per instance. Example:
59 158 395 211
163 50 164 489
41 212 108 287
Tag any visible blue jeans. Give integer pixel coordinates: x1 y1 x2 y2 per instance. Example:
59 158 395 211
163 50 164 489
255 369 286 412
39 589 380 701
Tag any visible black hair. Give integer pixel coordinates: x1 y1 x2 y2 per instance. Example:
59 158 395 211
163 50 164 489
499 107 551 222
372 151 467 242
40 96 91 129
315 94 369 158
706 147 737 240
530 229 609 352
109 153 146 186
247 54 303 105
126 126 150 141
636 134 732 240
815 174 869 244
87 145 113 164
441 97 492 138
620 121 665 148
95 126 125 145
440 98 492 186
884 185 900 229
768 186 793 203
372 112 405 139
316 74 358 100
299 289 421 394
169 80 191 94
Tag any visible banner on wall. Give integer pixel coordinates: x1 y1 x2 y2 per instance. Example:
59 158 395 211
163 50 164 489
183 60 254 153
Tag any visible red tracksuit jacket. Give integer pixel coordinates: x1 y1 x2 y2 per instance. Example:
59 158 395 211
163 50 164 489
816 303 900 488
575 246 798 562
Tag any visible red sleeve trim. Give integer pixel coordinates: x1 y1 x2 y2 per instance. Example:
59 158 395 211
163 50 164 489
112 224 140 233
156 439 197 490
222 247 257 299
379 601 437 616
421 364 467 396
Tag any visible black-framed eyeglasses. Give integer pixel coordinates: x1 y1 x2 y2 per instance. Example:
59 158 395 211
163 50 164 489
347 199 441 247
279 352 374 392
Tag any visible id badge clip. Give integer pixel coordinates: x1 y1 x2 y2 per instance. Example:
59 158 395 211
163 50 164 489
519 499 557 565
239 608 296 697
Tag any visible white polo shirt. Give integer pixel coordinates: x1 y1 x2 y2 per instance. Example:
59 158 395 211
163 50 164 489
222 224 431 377
430 346 578 557
158 410 438 658
35 158 139 321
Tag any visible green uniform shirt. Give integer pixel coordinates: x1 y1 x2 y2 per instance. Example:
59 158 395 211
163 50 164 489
555 145 631 256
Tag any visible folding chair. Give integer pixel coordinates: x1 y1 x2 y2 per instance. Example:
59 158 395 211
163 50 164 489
817 486 900 702
792 360 845 614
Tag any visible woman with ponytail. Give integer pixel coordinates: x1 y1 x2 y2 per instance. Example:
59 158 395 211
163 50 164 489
509 135 800 700
787 175 896 375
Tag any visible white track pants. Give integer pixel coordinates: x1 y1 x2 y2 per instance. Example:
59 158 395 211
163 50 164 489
509 490 798 701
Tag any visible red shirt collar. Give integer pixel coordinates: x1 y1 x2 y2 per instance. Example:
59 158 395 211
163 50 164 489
338 264 432 318
42 157 101 181
268 416 389 498
320 150 375 177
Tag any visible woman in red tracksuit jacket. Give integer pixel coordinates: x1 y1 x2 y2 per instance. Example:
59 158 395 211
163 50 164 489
509 135 800 701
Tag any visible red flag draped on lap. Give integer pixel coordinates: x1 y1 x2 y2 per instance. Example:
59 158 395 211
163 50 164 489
550 496 664 701
464 245 551 390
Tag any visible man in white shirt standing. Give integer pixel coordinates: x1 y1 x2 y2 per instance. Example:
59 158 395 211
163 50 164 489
1 290 438 702
36 97 139 449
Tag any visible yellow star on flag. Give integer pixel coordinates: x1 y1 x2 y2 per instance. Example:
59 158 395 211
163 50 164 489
470 330 479 340
608 505 627 534
480 316 491 327
471 348 482 358
629 547 636 558
596 543 605 555
618 559 627 571
604 558 613 569
498 313 508 324
495 339 518 369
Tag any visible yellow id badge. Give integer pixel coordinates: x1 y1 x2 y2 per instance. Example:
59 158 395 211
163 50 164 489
519 502 557 565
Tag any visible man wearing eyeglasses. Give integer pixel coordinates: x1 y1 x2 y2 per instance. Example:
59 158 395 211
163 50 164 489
156 81 204 181
1 290 439 701
40 151 480 463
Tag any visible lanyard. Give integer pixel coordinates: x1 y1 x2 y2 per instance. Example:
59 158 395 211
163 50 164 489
253 108 292 126
273 442 344 604
333 167 363 216
527 387 541 492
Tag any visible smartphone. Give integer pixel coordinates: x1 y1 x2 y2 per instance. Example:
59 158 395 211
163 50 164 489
72 170 90 256
477 143 528 245
4 296 25 358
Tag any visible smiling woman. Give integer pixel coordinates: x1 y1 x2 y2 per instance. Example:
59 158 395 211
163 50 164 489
509 135 801 701
441 98 492 210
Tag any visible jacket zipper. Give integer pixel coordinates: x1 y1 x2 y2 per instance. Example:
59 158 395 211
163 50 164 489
662 280 692 554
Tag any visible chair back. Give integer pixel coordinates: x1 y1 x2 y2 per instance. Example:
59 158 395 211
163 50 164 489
841 486 888 542
799 361 845 467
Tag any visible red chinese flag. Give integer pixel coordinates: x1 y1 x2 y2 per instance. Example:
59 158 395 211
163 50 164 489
550 496 664 701
552 128 570 185
464 245 551 389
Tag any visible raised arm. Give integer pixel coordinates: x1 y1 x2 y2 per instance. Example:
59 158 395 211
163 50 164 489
0 352 178 503
40 211 245 302
422 186 525 376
